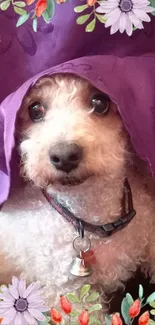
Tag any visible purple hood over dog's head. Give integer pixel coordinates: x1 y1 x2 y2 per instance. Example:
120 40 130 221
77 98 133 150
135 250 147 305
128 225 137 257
1 4 155 204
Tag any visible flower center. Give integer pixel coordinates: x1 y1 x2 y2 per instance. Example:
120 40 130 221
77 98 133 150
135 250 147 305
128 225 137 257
14 298 28 312
119 0 132 12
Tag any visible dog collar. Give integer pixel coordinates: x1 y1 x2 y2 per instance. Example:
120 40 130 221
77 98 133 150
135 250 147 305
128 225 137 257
42 178 136 238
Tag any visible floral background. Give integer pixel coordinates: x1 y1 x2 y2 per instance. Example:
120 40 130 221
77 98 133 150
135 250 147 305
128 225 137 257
0 0 155 36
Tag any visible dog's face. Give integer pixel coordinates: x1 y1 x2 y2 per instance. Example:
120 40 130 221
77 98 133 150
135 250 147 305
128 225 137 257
17 74 128 188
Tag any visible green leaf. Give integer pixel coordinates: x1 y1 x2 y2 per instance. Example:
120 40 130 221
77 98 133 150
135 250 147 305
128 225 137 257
76 14 90 25
16 12 30 26
126 293 134 307
95 13 107 23
14 1 26 6
42 0 55 23
38 321 50 325
139 284 144 300
32 17 37 32
86 292 100 303
70 323 78 325
69 310 79 317
150 309 155 316
88 304 102 313
0 1 10 11
74 4 88 12
149 320 155 325
85 18 96 32
14 6 27 14
89 316 102 325
105 315 112 325
121 297 131 325
150 301 155 308
80 284 91 300
146 292 155 304
150 0 155 14
38 315 51 325
66 293 80 303
150 0 155 7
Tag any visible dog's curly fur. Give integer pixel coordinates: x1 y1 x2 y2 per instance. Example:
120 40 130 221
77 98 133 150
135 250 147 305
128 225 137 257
0 74 155 309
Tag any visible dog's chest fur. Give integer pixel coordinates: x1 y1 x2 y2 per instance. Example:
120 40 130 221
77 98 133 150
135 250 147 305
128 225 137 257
0 175 154 306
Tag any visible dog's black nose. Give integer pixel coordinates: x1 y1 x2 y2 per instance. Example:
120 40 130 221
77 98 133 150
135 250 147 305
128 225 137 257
50 143 83 173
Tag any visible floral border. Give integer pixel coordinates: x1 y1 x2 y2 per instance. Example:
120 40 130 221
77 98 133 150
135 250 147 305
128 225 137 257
0 0 155 35
1 279 155 325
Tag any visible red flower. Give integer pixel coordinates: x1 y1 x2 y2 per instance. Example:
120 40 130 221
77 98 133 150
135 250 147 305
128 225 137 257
78 310 89 325
87 0 97 6
51 308 62 323
35 0 47 17
138 311 150 325
129 299 141 318
60 296 72 314
112 314 123 325
26 0 35 5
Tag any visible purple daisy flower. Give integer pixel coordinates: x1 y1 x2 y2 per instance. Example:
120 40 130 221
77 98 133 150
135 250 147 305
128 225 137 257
96 0 155 36
0 277 49 325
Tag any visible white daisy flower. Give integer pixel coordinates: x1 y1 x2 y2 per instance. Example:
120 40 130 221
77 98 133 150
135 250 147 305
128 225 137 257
96 0 155 36
0 277 49 325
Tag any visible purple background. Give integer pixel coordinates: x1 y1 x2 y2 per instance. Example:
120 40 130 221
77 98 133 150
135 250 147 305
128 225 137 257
1 4 155 103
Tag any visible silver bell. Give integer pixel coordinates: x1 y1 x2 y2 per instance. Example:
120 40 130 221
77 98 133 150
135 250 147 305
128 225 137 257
70 253 92 277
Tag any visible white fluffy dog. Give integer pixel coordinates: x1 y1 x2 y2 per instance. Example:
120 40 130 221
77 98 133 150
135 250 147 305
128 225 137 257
0 74 155 309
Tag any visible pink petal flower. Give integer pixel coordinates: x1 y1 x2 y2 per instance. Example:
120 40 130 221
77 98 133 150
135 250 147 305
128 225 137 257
125 13 133 35
8 286 19 300
96 0 153 35
0 301 14 308
18 280 26 298
27 294 44 303
1 308 16 325
23 282 40 299
128 11 144 28
110 20 120 33
105 7 121 26
11 277 19 290
28 308 46 321
38 306 49 312
23 311 38 325
0 293 14 302
28 301 46 309
13 312 26 325
132 8 151 21
0 277 48 325
96 2 117 12
119 12 127 33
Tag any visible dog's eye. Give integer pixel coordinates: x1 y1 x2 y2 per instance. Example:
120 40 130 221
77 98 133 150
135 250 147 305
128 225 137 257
91 94 110 115
28 102 45 122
